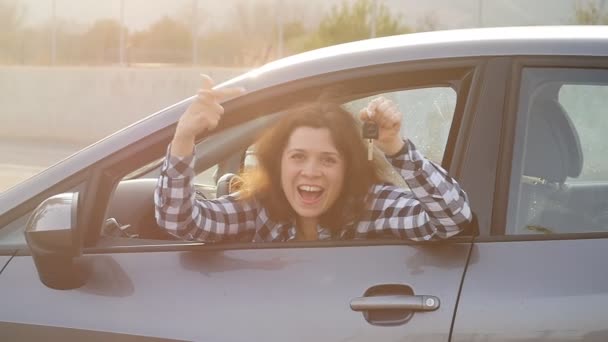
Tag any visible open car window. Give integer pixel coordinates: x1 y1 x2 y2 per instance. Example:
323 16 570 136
238 86 457 184
100 69 467 246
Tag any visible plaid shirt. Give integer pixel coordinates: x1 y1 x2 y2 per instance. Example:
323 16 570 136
154 140 472 242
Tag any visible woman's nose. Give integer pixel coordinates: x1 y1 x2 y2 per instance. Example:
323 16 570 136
301 159 322 177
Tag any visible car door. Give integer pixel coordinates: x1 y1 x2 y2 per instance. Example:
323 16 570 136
0 255 10 273
0 60 481 341
453 57 608 341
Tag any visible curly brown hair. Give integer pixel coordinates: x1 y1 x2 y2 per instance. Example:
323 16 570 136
240 101 396 234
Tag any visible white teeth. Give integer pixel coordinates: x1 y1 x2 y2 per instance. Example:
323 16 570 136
298 185 323 192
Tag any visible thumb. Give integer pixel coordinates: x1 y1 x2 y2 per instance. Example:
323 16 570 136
359 108 372 121
200 74 215 90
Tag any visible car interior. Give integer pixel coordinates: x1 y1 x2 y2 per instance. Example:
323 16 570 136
101 112 285 242
514 82 608 235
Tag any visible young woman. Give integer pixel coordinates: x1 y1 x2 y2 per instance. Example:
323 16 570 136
154 75 472 242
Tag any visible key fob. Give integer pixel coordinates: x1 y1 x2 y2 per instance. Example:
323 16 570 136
362 121 379 139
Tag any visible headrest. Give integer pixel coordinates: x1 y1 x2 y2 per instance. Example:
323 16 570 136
523 87 583 183
216 173 244 197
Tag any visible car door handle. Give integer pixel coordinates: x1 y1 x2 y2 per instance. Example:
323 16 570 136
350 294 440 312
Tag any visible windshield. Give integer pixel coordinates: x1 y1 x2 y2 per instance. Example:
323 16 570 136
0 140 80 193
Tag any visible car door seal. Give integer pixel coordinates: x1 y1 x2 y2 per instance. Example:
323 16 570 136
448 239 475 341
0 250 18 276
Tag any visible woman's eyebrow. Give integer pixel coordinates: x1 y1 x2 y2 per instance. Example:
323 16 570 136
320 151 340 157
320 151 343 160
287 148 341 156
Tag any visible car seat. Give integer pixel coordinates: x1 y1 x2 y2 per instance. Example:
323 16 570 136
515 83 584 234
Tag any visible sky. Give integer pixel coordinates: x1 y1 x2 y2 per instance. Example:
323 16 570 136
12 0 585 32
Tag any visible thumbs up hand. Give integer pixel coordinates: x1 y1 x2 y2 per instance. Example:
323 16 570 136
172 75 245 156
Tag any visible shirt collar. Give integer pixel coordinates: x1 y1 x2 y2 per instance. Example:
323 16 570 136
286 224 333 241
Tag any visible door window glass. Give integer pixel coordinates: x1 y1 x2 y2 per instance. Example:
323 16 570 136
342 87 457 164
506 68 608 235
558 85 608 182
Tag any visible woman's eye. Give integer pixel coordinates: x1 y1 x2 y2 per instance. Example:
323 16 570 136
290 153 305 161
321 157 337 165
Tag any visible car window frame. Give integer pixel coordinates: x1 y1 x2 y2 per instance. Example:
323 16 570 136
28 58 480 253
491 55 608 241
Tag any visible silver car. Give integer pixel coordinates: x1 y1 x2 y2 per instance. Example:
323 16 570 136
1 26 608 341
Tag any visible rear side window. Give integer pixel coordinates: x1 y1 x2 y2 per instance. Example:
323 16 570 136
506 68 608 236
558 84 608 182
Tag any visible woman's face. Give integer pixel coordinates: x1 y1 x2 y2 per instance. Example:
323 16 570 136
281 126 345 220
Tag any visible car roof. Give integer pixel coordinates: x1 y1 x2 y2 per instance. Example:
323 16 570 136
2 25 607 214
221 25 608 93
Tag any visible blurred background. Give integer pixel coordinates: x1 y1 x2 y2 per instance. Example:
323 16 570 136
1 0 607 191
3 0 607 67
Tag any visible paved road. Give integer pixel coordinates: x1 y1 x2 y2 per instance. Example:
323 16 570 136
0 139 82 192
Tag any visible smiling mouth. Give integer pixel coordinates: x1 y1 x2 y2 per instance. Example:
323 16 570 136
297 185 324 204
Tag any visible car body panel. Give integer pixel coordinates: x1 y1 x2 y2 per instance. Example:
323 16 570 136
0 244 471 341
452 56 608 340
0 255 12 273
452 239 608 341
0 322 182 341
27 193 73 233
225 26 608 94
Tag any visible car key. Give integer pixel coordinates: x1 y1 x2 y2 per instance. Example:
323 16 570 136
362 120 379 160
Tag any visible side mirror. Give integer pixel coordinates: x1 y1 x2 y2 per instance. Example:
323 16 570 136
25 192 85 290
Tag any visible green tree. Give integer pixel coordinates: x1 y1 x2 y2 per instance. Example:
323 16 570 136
301 0 410 51
130 16 192 64
53 21 85 65
0 0 22 31
0 0 25 63
196 2 310 66
573 0 608 24
80 19 126 64
416 12 440 32
6 14 108 65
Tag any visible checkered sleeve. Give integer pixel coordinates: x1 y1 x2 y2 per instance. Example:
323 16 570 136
154 146 259 242
355 139 472 241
